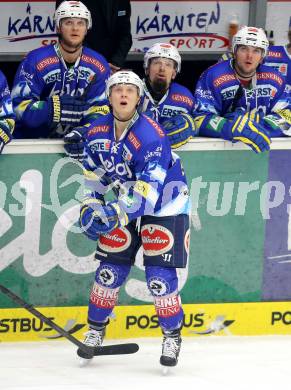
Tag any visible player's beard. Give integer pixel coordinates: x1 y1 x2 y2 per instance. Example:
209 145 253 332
151 78 169 94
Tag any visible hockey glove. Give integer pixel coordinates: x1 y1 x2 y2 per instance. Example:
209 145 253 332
249 109 265 124
162 113 197 149
263 114 289 137
79 199 128 239
222 112 271 153
87 104 110 120
64 126 88 162
79 198 103 241
0 120 13 154
225 108 264 124
49 94 90 127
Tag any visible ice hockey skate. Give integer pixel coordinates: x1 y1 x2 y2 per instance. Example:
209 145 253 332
77 326 106 367
160 329 182 373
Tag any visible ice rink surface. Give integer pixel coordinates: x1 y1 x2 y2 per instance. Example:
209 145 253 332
1 336 291 390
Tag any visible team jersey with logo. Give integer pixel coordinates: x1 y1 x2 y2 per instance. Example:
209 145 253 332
193 59 290 137
12 44 110 138
139 82 194 123
83 112 189 222
265 45 291 94
220 47 291 94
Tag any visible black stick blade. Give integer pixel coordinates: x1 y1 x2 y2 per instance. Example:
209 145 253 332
94 343 139 356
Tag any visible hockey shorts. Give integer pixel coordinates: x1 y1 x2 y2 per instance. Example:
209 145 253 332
95 214 190 268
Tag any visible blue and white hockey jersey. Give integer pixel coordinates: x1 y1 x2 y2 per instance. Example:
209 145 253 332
193 59 291 137
139 82 194 124
0 70 15 140
12 44 110 138
83 112 189 222
265 45 291 94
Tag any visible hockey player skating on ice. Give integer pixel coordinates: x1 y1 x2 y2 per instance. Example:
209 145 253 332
78 70 190 368
0 71 15 153
193 26 291 151
12 0 110 153
140 43 197 149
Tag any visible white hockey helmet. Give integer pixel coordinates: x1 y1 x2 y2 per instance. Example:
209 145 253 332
54 1 92 29
144 43 181 73
232 26 269 57
106 70 144 97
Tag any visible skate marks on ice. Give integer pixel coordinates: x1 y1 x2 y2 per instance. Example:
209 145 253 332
1 336 291 390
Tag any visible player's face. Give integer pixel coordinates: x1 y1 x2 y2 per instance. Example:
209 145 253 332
147 57 177 93
288 29 291 44
234 45 264 77
109 84 140 120
58 18 87 48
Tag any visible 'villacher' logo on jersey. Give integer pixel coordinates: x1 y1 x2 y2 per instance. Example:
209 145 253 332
98 228 131 253
141 224 174 256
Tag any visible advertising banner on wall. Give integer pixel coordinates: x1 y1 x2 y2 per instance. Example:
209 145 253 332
2 141 291 311
0 0 250 54
263 151 291 300
1 301 291 342
131 0 249 53
0 1 56 53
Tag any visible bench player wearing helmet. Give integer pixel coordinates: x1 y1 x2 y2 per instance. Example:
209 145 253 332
193 26 291 152
12 0 110 148
140 43 197 149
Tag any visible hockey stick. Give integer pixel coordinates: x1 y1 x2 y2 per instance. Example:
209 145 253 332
229 83 244 113
82 74 97 99
0 284 138 357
